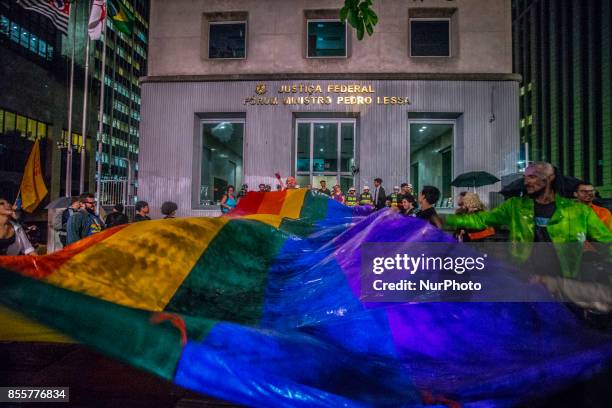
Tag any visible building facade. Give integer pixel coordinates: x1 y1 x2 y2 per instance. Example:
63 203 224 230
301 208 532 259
94 0 149 188
0 0 149 210
0 0 99 206
141 0 519 217
512 0 612 196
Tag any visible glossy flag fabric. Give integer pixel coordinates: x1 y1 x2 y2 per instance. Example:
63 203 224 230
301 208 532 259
0 189 610 407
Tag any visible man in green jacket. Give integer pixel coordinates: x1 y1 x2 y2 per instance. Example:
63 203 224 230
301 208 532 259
447 162 611 311
447 162 612 245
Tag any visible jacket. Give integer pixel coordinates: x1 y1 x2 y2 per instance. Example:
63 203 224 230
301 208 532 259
447 194 612 276
67 209 103 245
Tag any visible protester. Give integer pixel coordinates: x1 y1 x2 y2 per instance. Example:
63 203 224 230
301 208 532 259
455 191 468 214
401 183 413 197
388 186 401 208
105 203 129 228
161 201 178 219
574 182 611 230
265 184 272 192
372 178 386 210
331 185 345 204
447 163 612 312
258 183 266 193
276 184 282 191
359 186 373 206
416 186 443 228
0 197 35 256
220 186 237 214
398 194 417 217
454 192 495 242
67 193 104 245
237 184 249 200
447 163 611 243
53 197 81 246
276 174 297 190
345 187 358 206
134 201 151 222
318 180 331 196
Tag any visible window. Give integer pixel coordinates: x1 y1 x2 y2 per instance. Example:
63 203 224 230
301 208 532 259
209 22 246 59
0 15 54 60
16 115 27 137
295 120 356 189
199 120 244 205
307 20 347 58
3 111 15 133
410 19 450 57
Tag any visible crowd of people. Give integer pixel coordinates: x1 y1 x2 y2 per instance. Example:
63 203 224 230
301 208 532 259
1 161 610 255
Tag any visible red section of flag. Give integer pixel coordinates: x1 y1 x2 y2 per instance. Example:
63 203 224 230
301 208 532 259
48 0 70 15
257 190 287 214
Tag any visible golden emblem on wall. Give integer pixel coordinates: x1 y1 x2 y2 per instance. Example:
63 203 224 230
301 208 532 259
255 83 267 95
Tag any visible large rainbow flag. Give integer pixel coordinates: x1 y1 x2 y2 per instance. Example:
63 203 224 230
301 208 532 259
0 189 610 407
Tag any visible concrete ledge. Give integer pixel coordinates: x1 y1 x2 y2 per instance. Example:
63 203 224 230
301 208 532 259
140 72 522 84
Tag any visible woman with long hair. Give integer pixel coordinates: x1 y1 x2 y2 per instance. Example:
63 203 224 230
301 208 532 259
220 185 237 214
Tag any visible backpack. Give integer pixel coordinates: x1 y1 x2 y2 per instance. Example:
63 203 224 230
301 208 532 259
60 207 73 232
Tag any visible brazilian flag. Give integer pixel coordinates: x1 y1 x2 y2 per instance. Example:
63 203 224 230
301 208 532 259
108 0 135 35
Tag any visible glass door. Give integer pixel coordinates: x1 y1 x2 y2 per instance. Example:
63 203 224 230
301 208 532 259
295 120 355 191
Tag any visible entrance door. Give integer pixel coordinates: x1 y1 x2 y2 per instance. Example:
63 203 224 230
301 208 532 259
409 121 454 207
295 120 356 192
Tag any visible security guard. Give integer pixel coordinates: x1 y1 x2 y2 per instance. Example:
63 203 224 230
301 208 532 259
345 187 358 207
359 186 373 206
389 186 401 207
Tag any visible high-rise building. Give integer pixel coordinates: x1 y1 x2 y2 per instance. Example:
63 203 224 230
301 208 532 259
94 0 148 191
0 0 149 210
0 0 97 203
512 0 612 196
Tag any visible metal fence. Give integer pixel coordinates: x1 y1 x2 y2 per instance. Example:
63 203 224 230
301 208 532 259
99 177 135 206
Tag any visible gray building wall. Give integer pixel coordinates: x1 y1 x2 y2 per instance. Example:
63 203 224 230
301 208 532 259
139 79 519 218
148 0 513 77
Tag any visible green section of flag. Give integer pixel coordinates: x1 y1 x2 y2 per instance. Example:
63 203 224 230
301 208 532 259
165 219 287 325
0 267 214 380
280 193 329 236
108 0 135 35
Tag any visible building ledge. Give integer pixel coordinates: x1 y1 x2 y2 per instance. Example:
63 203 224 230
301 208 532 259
140 72 522 84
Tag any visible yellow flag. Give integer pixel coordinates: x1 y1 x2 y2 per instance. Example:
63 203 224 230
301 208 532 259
19 139 48 213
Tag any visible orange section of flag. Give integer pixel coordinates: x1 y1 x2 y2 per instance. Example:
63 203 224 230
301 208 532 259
19 139 48 213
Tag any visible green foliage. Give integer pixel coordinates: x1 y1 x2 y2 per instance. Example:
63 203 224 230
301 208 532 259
340 0 378 40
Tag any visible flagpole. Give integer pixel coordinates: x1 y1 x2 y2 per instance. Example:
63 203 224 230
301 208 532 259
95 19 107 215
65 1 77 197
79 0 92 194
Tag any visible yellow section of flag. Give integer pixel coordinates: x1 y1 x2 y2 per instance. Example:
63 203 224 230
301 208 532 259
19 138 48 213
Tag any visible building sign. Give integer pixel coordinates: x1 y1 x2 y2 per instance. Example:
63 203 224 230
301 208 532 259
244 83 411 106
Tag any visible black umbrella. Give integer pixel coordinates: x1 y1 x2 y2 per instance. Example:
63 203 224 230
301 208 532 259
451 171 500 190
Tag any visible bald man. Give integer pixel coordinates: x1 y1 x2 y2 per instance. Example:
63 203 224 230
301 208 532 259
447 163 612 311
447 162 611 244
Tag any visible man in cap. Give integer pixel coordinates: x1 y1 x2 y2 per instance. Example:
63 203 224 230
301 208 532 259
359 186 373 206
389 186 401 208
345 187 358 207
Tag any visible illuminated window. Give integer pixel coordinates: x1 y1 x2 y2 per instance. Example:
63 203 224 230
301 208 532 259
26 118 36 140
307 20 347 58
16 115 27 137
37 122 47 138
199 119 244 205
4 111 15 133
